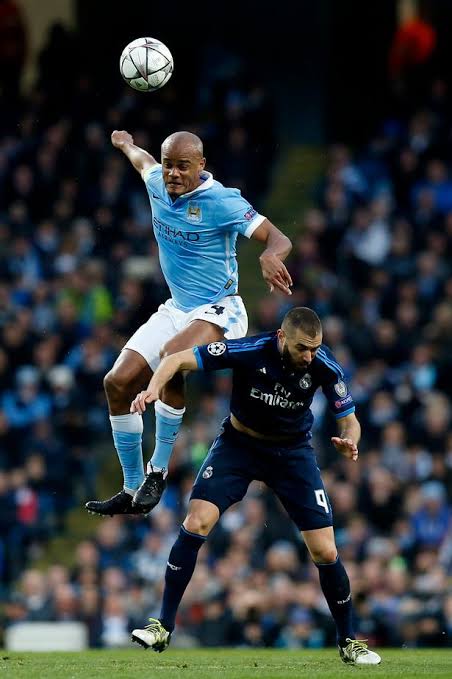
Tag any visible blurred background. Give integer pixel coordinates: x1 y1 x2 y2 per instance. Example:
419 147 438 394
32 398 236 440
1 0 452 651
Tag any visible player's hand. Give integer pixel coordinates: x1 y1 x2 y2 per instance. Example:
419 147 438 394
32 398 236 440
331 437 359 461
130 388 159 414
111 130 134 149
259 253 293 295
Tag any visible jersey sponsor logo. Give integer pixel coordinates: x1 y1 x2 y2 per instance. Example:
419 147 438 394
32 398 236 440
187 202 202 222
335 395 353 408
207 341 226 356
202 465 213 479
299 374 312 389
275 382 291 397
250 386 303 410
244 208 257 221
334 380 347 397
153 217 201 245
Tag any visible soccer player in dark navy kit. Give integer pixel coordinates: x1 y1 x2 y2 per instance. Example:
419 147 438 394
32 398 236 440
129 307 381 665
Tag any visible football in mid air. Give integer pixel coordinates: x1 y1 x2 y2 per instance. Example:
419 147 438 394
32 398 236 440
120 37 173 92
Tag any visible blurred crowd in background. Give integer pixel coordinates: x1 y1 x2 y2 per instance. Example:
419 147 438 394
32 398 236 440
1 13 452 650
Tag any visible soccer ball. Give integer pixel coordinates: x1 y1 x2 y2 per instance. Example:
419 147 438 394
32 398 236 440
120 37 173 92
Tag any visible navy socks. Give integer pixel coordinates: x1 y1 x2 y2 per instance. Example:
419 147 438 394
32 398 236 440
316 557 354 646
159 526 206 632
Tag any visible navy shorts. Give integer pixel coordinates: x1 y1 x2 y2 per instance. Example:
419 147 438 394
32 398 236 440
190 419 333 531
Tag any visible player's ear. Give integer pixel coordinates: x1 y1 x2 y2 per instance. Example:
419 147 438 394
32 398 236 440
199 157 206 171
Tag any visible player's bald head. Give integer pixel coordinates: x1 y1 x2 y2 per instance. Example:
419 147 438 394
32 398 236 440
160 131 206 198
162 131 204 159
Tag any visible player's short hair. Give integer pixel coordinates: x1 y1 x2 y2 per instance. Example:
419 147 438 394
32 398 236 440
282 307 322 338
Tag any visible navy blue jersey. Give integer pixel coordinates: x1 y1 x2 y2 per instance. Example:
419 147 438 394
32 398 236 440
193 332 355 442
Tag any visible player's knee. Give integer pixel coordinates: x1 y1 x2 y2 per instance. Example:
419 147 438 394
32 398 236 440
104 368 132 400
159 338 181 360
311 545 338 565
183 512 214 536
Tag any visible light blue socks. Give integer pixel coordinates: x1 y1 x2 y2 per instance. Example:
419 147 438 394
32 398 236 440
110 413 144 494
149 399 185 474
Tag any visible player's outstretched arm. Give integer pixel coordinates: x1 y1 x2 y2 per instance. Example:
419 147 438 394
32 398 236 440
331 412 361 462
130 349 199 414
111 130 157 175
251 219 293 295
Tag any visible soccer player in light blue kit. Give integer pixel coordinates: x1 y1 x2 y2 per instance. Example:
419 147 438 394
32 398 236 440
86 129 292 516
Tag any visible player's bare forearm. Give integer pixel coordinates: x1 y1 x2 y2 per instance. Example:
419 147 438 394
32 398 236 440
331 412 361 461
337 414 361 445
123 144 156 174
251 219 293 295
111 130 157 174
130 349 198 414
260 227 292 261
153 350 198 391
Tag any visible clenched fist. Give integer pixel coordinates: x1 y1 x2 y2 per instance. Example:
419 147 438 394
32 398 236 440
111 130 134 148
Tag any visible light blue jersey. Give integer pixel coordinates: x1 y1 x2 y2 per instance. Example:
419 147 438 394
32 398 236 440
142 164 265 312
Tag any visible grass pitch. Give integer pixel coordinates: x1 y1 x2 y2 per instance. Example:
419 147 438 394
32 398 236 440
1 648 451 679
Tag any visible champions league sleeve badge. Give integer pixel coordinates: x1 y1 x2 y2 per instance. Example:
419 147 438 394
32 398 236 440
207 342 226 356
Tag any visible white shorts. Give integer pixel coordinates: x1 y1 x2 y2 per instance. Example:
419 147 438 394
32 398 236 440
124 295 248 371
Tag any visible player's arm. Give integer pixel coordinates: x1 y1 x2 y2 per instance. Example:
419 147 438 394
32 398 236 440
130 338 248 413
111 130 157 175
331 412 361 462
251 219 293 296
320 350 359 460
130 349 198 414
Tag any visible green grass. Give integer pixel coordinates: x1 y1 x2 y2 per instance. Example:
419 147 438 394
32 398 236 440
1 648 451 679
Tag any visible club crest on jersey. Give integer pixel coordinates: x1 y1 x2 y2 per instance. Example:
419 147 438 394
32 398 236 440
202 466 213 479
187 202 202 222
207 341 226 356
334 380 347 397
299 374 312 389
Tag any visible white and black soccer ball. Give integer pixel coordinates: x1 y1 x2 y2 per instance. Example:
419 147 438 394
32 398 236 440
120 37 173 92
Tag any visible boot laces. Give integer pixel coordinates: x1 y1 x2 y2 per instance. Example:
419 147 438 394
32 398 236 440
345 638 369 656
144 617 164 633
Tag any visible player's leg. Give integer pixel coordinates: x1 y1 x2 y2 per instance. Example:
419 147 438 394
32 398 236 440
302 526 381 664
85 349 151 515
131 499 219 651
132 320 223 511
86 304 176 515
152 318 224 467
153 297 248 472
302 526 355 648
132 423 254 650
161 500 219 632
269 447 381 665
134 296 248 511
